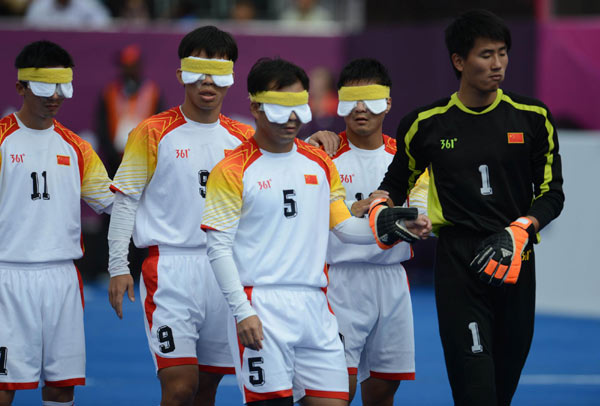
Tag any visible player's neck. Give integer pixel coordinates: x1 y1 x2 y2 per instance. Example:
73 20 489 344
345 128 383 150
253 130 294 153
181 101 221 124
456 85 498 108
15 108 53 130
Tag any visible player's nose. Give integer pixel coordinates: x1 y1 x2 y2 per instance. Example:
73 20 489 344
201 74 215 85
354 101 368 113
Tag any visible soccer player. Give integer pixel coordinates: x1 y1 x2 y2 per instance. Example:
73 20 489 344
201 57 431 406
0 40 113 406
106 26 254 406
319 58 431 406
377 10 564 405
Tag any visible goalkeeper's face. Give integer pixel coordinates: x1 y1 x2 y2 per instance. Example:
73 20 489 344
455 37 508 94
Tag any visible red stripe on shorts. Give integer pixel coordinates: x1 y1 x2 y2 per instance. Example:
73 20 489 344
321 287 335 315
109 184 124 194
75 265 85 309
305 389 349 400
143 246 160 331
0 381 38 390
237 286 254 370
45 377 86 387
244 388 293 402
155 355 197 370
347 367 358 375
198 364 235 375
370 371 415 381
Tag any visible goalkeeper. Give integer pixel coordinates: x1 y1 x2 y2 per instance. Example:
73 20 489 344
376 10 564 406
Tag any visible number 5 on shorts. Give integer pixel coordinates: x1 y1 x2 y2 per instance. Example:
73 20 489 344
248 356 265 386
0 347 7 375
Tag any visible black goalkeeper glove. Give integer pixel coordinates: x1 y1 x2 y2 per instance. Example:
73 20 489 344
470 217 536 286
368 198 419 249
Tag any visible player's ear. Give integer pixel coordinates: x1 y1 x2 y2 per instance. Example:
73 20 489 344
16 81 26 96
451 53 464 74
176 69 184 86
250 102 261 119
385 97 392 114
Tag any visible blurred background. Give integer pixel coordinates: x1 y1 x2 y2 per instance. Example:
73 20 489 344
0 0 598 319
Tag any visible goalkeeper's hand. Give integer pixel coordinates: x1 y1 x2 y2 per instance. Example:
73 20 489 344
470 217 536 286
368 197 420 249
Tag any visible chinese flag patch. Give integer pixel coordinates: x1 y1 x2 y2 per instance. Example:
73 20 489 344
507 132 524 144
57 155 70 166
304 174 318 185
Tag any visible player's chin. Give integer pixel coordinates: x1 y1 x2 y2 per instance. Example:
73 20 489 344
278 126 300 138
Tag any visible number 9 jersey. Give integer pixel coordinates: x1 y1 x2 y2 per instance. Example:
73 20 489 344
110 107 254 249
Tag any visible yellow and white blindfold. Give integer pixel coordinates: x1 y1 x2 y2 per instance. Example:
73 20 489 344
18 67 73 98
251 91 312 124
337 84 390 117
181 57 234 87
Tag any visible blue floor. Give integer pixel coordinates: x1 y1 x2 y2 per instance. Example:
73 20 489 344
13 284 600 405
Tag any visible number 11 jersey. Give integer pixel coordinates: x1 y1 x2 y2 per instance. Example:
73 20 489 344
0 114 112 263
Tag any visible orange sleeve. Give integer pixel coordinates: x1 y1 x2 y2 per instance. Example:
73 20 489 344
111 109 185 198
201 149 246 231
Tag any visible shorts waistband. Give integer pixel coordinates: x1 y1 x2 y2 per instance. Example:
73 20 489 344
246 284 323 292
0 260 73 270
328 262 404 272
148 245 207 256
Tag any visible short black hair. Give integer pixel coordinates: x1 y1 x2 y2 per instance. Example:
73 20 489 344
445 9 511 78
178 25 238 62
336 58 392 90
15 40 74 69
247 57 309 95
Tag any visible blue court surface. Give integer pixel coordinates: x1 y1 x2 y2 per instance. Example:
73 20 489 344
13 283 600 405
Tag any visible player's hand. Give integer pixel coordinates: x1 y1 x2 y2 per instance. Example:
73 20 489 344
369 190 390 201
470 217 535 286
307 130 340 157
237 315 264 351
350 191 389 217
368 198 420 249
108 274 135 319
405 214 432 240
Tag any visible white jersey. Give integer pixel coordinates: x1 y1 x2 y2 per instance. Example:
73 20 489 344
202 138 351 287
327 132 412 266
111 107 254 249
0 114 112 263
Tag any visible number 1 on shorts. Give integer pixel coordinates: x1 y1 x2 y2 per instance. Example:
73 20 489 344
468 322 483 353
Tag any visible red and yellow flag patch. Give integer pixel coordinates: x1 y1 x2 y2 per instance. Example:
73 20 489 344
304 174 318 185
57 155 70 166
507 132 524 144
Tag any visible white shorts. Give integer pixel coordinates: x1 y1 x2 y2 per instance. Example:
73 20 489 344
140 246 234 373
328 262 415 383
230 286 349 404
0 261 85 390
